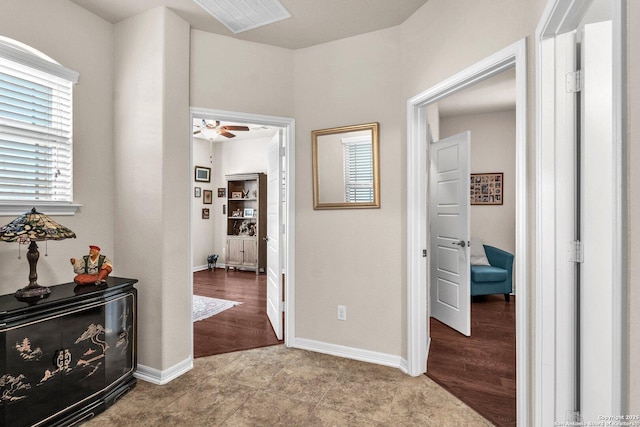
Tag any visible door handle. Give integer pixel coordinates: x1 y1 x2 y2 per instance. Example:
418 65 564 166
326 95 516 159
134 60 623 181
263 237 269 241
452 240 467 248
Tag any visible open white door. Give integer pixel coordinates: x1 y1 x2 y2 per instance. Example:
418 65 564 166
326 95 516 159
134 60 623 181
266 132 283 339
429 131 471 336
579 20 615 422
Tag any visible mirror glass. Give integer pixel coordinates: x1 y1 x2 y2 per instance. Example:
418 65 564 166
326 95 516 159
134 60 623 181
312 122 380 209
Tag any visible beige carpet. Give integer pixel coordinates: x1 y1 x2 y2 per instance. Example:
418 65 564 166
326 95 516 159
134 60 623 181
85 345 491 426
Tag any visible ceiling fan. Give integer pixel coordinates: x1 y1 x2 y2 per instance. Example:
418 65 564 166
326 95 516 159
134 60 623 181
193 120 250 139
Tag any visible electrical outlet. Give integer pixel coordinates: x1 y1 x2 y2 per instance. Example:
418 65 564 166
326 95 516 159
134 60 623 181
337 305 346 321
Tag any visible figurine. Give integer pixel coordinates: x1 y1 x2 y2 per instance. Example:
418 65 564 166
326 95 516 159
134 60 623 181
70 245 113 285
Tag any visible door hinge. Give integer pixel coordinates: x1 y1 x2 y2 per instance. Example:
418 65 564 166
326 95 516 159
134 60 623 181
422 249 427 257
279 301 285 313
569 240 584 263
566 70 583 93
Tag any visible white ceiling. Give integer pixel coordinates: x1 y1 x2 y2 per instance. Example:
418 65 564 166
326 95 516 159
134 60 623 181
193 120 278 144
69 0 427 50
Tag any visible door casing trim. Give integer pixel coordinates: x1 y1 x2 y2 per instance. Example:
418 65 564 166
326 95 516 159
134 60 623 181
188 107 296 349
406 38 528 423
535 0 627 423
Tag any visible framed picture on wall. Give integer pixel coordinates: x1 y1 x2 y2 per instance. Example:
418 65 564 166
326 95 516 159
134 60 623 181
202 208 210 219
194 187 201 198
217 188 226 198
203 190 213 204
194 166 211 182
470 172 503 205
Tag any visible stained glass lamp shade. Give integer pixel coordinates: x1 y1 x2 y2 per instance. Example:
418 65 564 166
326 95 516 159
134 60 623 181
0 208 76 299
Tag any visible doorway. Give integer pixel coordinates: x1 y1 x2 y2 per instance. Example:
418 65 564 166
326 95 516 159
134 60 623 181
406 38 528 421
188 107 295 357
426 70 518 425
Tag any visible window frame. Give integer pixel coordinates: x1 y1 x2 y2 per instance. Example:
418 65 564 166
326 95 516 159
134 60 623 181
342 135 374 203
0 37 80 216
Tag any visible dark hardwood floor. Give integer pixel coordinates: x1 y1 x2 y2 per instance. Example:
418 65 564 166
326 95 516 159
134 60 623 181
427 294 516 427
193 268 283 358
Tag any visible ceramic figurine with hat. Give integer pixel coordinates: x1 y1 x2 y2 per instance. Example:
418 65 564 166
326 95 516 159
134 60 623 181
70 245 113 285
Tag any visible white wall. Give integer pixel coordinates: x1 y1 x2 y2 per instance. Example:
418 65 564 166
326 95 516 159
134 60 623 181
190 30 294 118
294 27 404 356
440 110 516 258
192 136 269 270
113 7 191 371
0 0 114 294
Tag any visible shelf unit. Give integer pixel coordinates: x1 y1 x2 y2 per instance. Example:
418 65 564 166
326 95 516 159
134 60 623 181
225 173 266 274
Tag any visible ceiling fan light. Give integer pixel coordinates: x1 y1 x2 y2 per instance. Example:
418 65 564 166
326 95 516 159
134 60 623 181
192 0 291 34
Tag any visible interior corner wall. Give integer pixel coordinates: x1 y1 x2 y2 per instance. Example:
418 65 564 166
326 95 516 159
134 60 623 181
114 6 191 372
0 0 114 294
440 110 517 260
293 26 405 357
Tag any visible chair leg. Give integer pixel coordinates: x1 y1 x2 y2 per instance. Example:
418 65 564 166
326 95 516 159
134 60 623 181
504 293 510 302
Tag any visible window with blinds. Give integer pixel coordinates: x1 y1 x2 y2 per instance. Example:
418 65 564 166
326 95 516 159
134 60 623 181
0 38 78 203
342 136 374 203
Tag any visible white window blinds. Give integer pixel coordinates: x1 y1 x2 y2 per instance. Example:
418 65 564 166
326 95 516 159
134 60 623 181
342 136 374 203
0 38 78 203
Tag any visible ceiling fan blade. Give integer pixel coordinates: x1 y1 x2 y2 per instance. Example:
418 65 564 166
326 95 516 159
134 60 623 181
220 131 236 138
221 125 250 131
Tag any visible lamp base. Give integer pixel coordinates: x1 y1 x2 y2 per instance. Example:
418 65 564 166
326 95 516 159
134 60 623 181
15 284 51 299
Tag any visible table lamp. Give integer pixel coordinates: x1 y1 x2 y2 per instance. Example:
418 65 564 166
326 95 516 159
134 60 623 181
0 207 76 299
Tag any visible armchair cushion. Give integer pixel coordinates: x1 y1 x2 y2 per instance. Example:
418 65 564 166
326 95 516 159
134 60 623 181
470 265 509 282
470 244 514 301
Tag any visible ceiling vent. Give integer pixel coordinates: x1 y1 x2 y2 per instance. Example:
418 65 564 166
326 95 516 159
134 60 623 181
192 0 291 34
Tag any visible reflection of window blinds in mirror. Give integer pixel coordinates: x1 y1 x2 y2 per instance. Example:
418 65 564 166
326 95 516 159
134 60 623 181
342 135 373 202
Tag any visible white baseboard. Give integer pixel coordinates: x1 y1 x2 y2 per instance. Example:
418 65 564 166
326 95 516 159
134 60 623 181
291 338 408 374
135 356 193 385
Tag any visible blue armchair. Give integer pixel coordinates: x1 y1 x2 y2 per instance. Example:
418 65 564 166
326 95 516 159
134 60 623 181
470 245 514 301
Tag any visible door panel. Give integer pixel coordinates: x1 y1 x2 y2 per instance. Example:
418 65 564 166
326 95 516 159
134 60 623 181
429 132 471 336
266 132 283 340
579 20 614 422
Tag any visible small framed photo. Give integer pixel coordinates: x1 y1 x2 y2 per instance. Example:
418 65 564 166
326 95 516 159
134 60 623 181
217 188 226 198
231 191 243 199
243 208 254 217
194 187 201 198
470 172 503 205
203 190 213 204
194 166 211 182
202 208 210 219
231 209 242 217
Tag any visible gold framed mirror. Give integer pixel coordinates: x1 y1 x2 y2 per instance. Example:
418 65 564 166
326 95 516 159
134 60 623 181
312 122 380 209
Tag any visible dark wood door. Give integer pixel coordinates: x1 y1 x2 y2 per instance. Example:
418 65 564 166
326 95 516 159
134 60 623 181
61 303 106 409
104 293 136 385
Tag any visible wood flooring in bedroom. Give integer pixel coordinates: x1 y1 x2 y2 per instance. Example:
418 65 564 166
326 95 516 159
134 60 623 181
193 268 282 358
427 294 516 427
